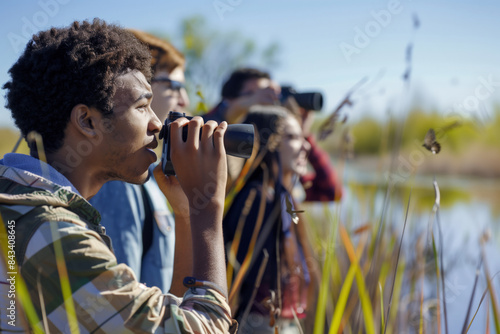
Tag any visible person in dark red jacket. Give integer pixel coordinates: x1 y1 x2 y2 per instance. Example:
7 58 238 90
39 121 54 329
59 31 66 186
204 67 342 202
298 106 343 202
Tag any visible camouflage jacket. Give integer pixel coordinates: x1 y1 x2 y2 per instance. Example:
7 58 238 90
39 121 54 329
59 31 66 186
0 160 235 333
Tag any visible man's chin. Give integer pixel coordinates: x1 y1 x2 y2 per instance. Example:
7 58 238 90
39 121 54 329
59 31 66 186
133 169 152 185
119 169 152 185
143 169 152 183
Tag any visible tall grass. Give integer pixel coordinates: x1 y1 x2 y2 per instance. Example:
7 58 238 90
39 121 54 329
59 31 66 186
298 105 500 333
0 132 80 333
1 107 499 333
299 178 499 333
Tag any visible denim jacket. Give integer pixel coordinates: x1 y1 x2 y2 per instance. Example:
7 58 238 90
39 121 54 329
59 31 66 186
90 168 175 293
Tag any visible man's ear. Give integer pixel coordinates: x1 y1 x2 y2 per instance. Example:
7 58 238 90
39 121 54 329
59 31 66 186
70 104 99 138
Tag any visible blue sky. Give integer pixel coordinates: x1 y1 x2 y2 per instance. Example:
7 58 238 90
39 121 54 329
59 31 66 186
1 0 499 128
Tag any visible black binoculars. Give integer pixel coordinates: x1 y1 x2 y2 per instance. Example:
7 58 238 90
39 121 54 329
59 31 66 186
159 112 255 176
280 86 323 111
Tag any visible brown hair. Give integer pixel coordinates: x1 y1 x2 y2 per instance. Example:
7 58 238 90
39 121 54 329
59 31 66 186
128 29 185 75
221 68 270 99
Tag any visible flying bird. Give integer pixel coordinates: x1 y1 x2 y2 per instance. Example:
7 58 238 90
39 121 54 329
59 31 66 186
423 128 441 154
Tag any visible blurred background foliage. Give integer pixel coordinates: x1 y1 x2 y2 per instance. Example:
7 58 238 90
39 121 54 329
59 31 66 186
151 15 281 111
312 106 500 177
317 106 500 156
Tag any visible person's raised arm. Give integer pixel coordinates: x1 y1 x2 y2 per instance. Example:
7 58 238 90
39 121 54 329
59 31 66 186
225 86 279 124
153 166 193 296
299 109 343 202
167 117 228 295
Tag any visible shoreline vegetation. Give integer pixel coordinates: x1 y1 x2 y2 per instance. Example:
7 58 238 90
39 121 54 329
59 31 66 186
313 108 500 179
3 107 500 178
350 146 500 178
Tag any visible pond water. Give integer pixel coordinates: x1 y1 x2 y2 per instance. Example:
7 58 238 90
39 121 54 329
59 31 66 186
302 162 500 333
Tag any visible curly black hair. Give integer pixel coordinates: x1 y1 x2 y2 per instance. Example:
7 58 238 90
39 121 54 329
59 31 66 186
3 18 152 153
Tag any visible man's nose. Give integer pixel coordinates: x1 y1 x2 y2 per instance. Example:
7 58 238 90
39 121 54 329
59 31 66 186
149 109 162 133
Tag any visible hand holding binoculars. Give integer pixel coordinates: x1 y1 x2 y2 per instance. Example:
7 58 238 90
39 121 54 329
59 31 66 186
159 112 255 176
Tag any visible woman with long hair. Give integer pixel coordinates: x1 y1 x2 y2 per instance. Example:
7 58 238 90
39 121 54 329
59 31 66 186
223 105 314 333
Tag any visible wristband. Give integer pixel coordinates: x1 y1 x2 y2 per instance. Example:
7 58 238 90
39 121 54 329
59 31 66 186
183 276 228 300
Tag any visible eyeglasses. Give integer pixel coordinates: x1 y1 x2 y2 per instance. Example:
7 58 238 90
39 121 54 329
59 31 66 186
151 77 185 91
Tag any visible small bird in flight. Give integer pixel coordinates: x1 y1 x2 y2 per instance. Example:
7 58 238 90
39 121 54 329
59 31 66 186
423 128 441 154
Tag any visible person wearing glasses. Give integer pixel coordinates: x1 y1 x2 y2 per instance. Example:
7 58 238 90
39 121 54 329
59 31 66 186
204 68 280 124
90 29 191 296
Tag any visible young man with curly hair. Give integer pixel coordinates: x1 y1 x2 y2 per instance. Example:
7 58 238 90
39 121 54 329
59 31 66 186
0 19 235 333
90 29 191 296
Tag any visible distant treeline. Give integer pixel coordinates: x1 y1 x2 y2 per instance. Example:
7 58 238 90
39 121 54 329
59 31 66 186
1 107 499 160
315 106 500 156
